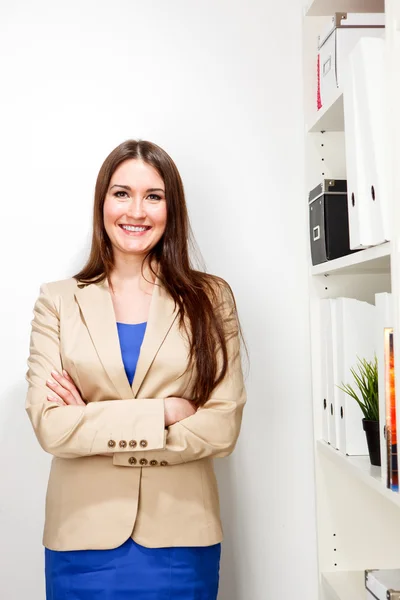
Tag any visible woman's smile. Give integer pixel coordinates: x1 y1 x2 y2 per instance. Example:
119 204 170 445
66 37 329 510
118 224 153 236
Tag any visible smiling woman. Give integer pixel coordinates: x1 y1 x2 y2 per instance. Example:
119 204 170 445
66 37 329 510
25 139 247 600
73 139 246 408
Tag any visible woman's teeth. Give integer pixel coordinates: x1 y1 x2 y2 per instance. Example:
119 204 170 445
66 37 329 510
120 225 149 232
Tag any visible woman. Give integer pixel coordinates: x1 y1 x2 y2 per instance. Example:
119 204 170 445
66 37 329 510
25 139 247 599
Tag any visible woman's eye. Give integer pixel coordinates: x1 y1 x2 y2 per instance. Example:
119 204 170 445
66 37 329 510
114 191 128 198
148 194 161 201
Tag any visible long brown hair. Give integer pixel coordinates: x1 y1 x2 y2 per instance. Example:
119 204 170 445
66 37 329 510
73 139 246 406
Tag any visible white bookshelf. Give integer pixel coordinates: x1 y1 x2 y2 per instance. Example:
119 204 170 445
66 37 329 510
303 1 400 598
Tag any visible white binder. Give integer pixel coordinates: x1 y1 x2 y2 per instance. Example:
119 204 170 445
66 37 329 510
335 298 376 456
320 300 332 444
321 299 340 449
375 293 393 484
343 37 388 248
352 38 390 243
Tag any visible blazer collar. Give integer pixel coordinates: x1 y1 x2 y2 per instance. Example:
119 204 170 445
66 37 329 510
74 274 179 399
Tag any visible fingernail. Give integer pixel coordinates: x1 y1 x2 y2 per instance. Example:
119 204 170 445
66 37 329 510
62 370 68 377
46 379 53 384
51 371 58 377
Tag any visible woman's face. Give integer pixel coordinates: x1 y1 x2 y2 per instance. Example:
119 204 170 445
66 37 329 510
103 158 167 259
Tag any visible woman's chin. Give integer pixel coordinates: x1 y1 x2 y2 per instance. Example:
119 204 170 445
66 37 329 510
112 241 153 257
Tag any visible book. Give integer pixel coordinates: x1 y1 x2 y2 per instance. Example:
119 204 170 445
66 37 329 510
384 327 398 492
375 293 393 484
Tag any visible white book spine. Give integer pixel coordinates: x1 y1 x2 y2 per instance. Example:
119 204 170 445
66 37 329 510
324 299 339 449
320 300 331 444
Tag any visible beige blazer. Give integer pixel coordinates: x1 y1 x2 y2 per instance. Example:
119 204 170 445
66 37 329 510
25 275 246 551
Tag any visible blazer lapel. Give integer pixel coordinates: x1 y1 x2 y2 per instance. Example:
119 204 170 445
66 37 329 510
74 275 180 399
130 278 180 396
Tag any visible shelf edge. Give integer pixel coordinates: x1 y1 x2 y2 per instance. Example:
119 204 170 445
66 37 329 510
317 440 400 509
322 571 365 600
307 90 344 133
305 0 385 17
310 242 391 276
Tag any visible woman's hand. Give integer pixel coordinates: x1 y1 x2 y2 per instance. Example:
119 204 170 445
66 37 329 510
164 396 197 426
46 370 86 406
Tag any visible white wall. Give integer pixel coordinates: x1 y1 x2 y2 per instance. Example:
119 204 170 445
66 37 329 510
0 1 318 598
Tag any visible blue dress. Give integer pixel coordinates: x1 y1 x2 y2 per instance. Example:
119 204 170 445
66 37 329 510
44 321 221 600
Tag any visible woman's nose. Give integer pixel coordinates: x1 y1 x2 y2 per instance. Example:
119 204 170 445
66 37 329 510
127 198 146 219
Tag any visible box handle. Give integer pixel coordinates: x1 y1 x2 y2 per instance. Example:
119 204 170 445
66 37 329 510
323 56 332 77
313 225 321 241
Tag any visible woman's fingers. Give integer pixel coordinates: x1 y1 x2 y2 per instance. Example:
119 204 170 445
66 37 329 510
46 377 76 405
46 370 86 406
47 395 66 406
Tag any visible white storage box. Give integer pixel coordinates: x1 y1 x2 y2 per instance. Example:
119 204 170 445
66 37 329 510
365 569 400 600
317 12 385 110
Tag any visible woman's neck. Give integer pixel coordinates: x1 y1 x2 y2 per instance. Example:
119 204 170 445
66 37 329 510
110 258 159 292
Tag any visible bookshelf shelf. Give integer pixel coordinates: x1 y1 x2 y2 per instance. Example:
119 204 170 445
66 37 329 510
310 242 391 276
305 0 384 17
321 571 364 600
317 440 400 509
307 89 344 133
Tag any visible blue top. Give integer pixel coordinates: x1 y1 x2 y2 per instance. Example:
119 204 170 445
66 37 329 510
116 321 147 386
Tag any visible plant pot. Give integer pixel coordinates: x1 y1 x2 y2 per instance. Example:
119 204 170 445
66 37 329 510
362 419 381 467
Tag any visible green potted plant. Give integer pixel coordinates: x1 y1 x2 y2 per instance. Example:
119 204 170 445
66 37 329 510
337 355 380 466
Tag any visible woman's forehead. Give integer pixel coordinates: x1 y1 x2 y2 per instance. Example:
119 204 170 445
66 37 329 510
110 159 164 186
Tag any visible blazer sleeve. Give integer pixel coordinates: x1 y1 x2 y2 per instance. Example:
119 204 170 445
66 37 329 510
25 283 166 459
113 282 247 468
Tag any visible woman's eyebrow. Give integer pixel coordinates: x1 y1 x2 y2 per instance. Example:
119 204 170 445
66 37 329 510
110 184 131 191
109 184 165 193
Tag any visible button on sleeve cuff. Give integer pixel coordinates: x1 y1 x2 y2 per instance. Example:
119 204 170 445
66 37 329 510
89 398 166 455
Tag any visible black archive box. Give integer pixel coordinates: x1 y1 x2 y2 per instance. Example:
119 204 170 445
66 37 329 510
308 179 359 266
